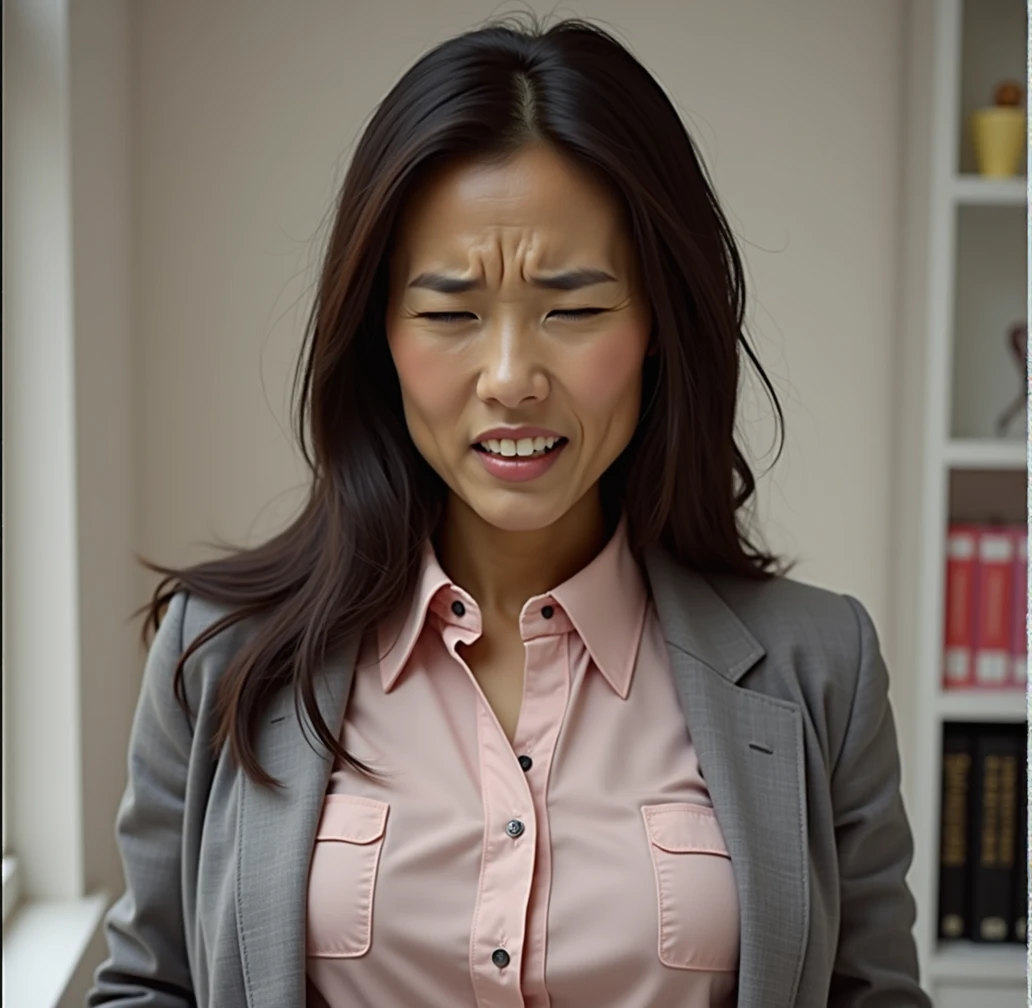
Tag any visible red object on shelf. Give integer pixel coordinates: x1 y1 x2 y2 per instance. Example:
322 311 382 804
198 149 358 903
1011 527 1028 687
944 524 979 689
972 527 1016 688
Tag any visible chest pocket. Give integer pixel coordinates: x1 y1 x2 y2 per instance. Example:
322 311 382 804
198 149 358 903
641 803 740 971
307 794 390 958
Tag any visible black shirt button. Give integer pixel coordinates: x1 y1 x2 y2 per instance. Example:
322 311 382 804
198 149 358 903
492 948 510 968
451 600 465 617
518 755 533 772
541 605 554 619
506 819 525 838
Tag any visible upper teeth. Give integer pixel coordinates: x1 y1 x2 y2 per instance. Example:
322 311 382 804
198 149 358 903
481 436 559 457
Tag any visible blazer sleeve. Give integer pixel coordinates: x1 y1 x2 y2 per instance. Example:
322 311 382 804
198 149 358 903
828 596 932 1008
87 591 196 1006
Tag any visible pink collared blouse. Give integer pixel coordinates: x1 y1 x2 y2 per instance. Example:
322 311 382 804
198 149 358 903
306 519 740 1007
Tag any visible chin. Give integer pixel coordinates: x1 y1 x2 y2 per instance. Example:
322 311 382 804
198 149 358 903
466 492 572 535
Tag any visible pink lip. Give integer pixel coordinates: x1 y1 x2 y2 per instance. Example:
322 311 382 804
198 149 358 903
471 425 564 445
473 439 568 483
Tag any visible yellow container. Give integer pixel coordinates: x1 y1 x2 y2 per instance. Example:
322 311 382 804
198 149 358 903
971 106 1026 177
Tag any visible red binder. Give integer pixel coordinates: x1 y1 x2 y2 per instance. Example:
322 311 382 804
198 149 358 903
944 524 978 689
972 527 1015 688
1011 527 1027 688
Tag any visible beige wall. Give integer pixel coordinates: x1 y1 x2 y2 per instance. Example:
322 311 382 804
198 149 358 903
134 0 911 758
136 0 906 619
11 0 911 905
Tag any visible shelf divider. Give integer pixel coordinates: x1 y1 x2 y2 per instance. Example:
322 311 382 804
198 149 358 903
951 175 1027 207
936 689 1028 723
929 942 1028 983
944 438 1027 470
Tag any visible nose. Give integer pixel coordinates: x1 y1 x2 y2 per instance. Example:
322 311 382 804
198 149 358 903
475 320 549 408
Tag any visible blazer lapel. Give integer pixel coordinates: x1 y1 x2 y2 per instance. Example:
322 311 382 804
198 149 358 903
236 634 359 1008
644 547 809 1008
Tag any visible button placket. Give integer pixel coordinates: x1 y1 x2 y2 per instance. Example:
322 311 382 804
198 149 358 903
502 628 571 1006
468 695 535 1008
467 605 567 1007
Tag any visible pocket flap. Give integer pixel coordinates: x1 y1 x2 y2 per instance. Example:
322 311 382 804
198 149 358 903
316 795 389 844
642 803 729 855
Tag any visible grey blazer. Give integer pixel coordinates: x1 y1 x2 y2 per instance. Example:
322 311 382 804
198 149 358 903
88 547 932 1008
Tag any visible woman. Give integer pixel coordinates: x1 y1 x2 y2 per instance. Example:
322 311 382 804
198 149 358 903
89 15 930 1008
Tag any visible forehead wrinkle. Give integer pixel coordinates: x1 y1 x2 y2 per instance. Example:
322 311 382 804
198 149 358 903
458 226 548 291
462 225 586 288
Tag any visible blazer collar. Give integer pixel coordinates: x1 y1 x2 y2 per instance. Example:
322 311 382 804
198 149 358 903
642 543 766 683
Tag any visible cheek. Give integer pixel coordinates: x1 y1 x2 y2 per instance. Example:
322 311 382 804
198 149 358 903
568 329 647 421
388 331 465 430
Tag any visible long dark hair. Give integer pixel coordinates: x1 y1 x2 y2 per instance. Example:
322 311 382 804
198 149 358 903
137 13 791 788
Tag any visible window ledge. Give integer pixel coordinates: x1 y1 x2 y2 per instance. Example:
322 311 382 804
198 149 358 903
2 891 108 1007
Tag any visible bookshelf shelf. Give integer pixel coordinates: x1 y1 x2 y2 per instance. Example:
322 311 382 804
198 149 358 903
937 689 1028 722
944 439 1027 471
950 174 1027 206
896 1 1028 1004
929 942 1027 982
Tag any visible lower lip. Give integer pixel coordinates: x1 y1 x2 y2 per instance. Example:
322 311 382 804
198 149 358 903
473 441 568 483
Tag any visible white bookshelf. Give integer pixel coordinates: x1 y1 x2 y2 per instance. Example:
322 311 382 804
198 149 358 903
950 174 1027 206
896 1 1028 1006
928 942 1027 983
944 438 1027 470
936 690 1027 724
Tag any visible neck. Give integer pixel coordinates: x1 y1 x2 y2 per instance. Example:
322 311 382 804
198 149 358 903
435 490 608 623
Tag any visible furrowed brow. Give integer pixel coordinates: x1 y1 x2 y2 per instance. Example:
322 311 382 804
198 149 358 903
407 273 482 294
531 268 617 291
407 268 617 294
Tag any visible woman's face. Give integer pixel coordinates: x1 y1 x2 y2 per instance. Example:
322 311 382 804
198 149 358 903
385 143 651 533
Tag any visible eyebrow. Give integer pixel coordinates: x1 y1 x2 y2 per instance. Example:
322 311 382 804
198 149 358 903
407 268 618 294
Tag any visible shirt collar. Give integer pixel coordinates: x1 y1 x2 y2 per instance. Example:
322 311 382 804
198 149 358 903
376 542 466 693
548 515 647 698
377 515 648 698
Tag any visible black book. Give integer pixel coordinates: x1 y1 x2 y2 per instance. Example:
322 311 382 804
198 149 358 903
938 724 974 940
1014 737 1027 944
968 725 1021 943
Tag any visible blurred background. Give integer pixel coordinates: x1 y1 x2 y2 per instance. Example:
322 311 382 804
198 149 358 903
2 1 1027 1005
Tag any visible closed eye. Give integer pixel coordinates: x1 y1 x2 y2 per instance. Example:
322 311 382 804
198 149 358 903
416 308 607 323
549 308 607 320
417 311 477 323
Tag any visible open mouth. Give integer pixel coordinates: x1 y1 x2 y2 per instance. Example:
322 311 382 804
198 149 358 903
473 436 569 460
